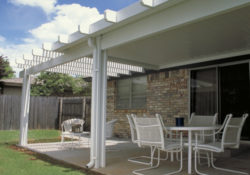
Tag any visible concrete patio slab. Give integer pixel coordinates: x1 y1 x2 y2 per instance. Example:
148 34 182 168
24 139 250 175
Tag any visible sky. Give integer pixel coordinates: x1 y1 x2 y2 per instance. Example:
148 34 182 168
0 0 138 76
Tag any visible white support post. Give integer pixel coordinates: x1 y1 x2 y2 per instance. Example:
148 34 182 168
94 36 102 169
19 70 31 146
100 50 108 168
87 36 107 169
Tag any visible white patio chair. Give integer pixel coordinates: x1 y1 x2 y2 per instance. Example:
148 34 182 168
194 113 249 175
127 114 170 165
189 113 218 166
61 118 85 147
132 115 183 175
157 113 181 161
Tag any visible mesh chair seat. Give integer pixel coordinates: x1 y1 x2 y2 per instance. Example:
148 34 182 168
164 140 182 151
194 142 222 152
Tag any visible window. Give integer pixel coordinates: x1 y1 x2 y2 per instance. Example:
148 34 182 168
116 76 147 109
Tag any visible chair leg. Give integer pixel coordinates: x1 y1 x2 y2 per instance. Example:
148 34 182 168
210 152 249 175
128 148 169 165
61 135 64 143
164 149 183 175
132 147 161 175
194 149 208 175
197 151 211 167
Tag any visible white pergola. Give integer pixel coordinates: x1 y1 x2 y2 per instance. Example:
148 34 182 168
18 0 250 173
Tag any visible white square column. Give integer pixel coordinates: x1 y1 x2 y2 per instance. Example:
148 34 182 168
19 70 31 146
100 50 107 168
88 36 108 169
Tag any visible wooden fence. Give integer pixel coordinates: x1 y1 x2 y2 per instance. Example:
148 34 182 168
0 95 91 130
59 97 91 131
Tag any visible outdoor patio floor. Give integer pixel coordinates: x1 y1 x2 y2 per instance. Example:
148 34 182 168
24 138 250 175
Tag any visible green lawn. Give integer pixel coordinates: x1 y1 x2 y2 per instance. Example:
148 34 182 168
0 130 86 175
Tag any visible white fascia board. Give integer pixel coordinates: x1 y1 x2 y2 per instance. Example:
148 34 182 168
15 58 25 64
52 26 89 52
159 49 250 70
141 0 154 7
25 42 92 75
104 9 117 23
58 35 69 44
43 43 53 51
89 19 113 34
69 31 86 43
154 0 170 7
23 54 33 61
117 1 149 22
49 0 180 52
102 0 250 50
79 24 90 34
51 41 66 51
32 48 43 56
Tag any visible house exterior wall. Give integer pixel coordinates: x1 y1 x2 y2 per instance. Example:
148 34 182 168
106 68 189 138
1 86 22 96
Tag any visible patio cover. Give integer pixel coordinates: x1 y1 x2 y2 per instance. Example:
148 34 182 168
18 0 250 170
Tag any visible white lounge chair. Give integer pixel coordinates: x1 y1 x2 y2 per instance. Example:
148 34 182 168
132 115 183 175
194 113 249 175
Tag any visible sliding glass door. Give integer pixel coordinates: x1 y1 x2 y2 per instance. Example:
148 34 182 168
219 63 250 140
190 62 250 140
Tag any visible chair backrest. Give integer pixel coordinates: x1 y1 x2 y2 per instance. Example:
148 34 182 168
217 114 232 133
222 113 248 149
127 114 137 143
133 115 164 149
189 113 218 126
62 118 84 132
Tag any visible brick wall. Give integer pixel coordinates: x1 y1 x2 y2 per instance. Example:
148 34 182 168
106 69 189 138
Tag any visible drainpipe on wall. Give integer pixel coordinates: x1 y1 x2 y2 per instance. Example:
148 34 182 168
86 38 97 169
94 36 102 169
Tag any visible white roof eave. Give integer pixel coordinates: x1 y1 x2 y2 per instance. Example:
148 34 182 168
52 0 184 52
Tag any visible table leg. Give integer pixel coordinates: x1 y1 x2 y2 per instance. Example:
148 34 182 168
188 130 192 174
170 131 174 162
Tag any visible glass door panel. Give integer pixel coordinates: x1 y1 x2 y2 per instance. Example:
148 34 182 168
190 68 217 115
219 63 250 140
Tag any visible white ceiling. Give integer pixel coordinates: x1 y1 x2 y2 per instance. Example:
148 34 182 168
108 5 250 69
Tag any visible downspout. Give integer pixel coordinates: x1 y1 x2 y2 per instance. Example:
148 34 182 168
86 38 97 169
94 36 102 168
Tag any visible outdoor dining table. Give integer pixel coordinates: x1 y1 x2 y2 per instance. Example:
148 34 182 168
165 125 220 174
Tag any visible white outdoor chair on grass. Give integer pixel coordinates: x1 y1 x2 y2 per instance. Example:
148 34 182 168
61 118 87 147
132 115 183 175
194 113 249 175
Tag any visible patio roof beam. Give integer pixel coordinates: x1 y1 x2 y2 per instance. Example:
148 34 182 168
21 42 92 76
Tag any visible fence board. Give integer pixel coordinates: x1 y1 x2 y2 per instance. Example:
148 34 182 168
0 95 59 130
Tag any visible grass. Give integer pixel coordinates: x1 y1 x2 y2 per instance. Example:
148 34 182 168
0 130 87 175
